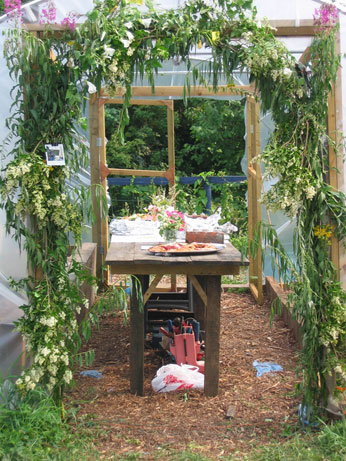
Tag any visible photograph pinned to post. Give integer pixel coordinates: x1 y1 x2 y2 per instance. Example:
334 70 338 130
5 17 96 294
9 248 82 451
45 144 65 166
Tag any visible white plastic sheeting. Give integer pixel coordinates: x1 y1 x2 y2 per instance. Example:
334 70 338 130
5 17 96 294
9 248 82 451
0 273 30 378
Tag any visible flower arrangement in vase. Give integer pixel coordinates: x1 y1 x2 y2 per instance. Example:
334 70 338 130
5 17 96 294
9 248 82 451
147 189 186 241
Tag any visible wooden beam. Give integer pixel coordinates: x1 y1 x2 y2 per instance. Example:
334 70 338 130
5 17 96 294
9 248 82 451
102 85 253 98
143 274 164 305
268 19 315 36
24 24 82 32
107 168 170 178
26 19 316 37
189 274 208 306
101 98 173 107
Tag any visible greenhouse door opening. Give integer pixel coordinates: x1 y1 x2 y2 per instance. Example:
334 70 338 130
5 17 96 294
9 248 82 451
90 86 263 304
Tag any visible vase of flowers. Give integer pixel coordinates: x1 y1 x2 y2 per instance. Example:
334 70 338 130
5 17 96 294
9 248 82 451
158 208 186 242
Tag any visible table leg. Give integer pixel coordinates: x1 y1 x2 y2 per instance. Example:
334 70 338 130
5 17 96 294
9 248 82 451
204 275 221 397
130 274 147 395
191 275 207 330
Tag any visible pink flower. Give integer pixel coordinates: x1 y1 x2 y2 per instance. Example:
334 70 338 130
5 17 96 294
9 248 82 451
4 0 22 19
313 3 338 30
40 1 57 24
61 11 79 31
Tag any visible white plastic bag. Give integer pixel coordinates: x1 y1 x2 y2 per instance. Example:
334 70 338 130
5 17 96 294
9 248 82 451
151 364 204 393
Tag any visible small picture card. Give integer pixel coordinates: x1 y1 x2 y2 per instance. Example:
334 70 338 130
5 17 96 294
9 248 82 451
45 144 65 166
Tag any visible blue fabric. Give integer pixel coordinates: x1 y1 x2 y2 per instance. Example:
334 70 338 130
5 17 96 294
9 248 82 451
80 370 103 379
252 360 283 377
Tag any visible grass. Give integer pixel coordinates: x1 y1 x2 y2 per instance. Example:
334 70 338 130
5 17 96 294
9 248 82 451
239 420 346 461
1 376 346 461
0 380 99 461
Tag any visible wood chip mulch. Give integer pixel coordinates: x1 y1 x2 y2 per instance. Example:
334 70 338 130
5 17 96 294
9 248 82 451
66 291 301 460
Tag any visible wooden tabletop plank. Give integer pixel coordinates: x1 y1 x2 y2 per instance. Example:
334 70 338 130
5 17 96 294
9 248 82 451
105 242 136 263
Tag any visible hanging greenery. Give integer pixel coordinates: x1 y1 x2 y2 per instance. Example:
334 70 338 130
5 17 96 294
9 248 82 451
1 0 346 410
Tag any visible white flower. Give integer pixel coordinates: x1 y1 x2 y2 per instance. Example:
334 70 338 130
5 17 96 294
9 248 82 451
330 328 339 341
109 63 118 73
335 365 343 374
47 316 57 327
120 39 131 49
305 186 316 200
126 30 134 42
24 375 30 383
104 45 115 59
86 81 97 94
41 347 50 357
101 31 106 42
64 370 73 384
283 67 293 78
127 48 134 56
49 364 58 376
141 18 151 28
241 31 253 41
16 378 23 386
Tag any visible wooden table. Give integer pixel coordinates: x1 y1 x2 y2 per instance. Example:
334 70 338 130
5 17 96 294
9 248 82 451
105 242 249 397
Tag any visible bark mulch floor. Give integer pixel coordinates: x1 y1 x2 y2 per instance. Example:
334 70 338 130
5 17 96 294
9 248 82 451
66 291 301 460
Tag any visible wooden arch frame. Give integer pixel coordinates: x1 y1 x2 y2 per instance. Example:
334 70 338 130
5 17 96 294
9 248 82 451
90 84 264 302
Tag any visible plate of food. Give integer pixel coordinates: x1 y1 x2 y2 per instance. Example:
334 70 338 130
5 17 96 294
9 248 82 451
147 242 225 256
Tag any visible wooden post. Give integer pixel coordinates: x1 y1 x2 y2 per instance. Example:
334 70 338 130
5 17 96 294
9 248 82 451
247 95 263 304
98 101 109 284
130 275 146 395
334 30 346 288
167 100 175 187
89 96 103 277
204 275 221 397
327 86 340 275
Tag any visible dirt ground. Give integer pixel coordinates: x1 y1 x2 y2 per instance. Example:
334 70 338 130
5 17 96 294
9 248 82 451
66 290 301 460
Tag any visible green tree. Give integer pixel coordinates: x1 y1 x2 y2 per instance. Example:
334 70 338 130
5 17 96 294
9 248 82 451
106 98 245 175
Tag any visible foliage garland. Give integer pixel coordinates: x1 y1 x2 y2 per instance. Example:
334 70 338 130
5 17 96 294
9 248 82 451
1 0 346 409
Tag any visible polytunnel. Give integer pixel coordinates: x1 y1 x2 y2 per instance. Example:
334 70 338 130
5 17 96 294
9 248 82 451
0 0 346 378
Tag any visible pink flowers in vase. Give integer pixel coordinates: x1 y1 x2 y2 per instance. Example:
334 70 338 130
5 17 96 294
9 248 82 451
158 208 186 237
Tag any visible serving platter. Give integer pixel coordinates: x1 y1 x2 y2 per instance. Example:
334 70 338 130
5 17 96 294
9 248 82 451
147 242 226 256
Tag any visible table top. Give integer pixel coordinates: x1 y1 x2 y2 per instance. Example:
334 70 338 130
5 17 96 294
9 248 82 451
105 242 249 276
